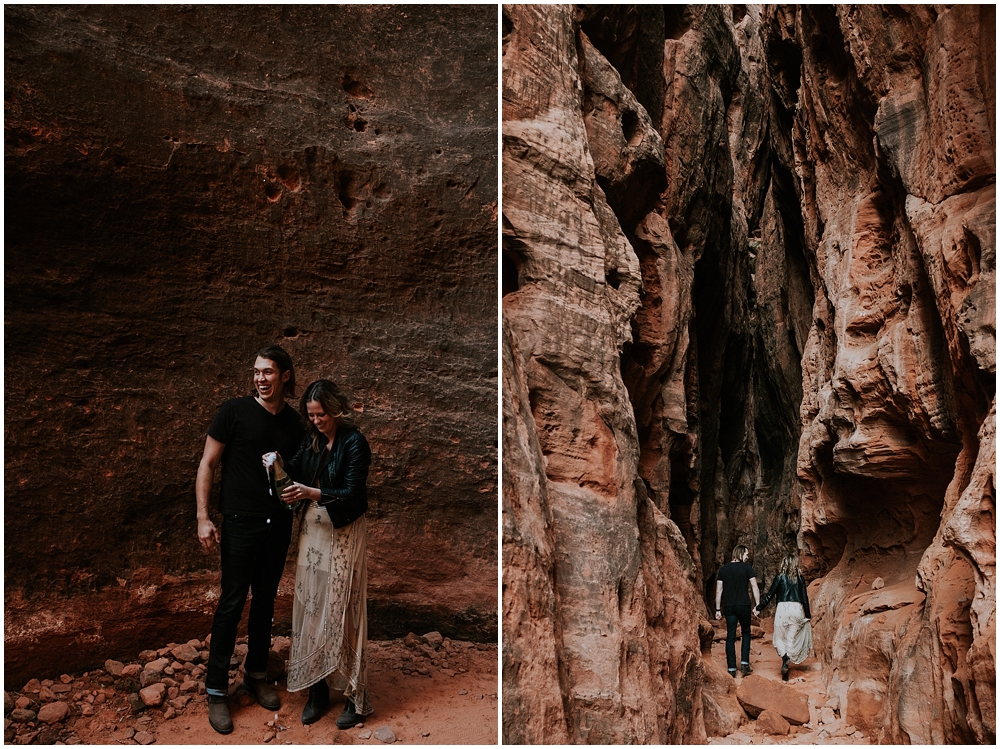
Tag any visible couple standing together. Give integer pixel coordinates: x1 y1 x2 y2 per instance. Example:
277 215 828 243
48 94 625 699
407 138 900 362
195 345 372 734
715 545 813 681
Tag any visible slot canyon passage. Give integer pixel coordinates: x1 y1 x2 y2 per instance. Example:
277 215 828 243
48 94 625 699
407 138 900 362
4 5 498 745
502 4 994 746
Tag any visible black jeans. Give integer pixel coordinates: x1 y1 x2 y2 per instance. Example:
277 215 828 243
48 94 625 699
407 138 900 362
205 513 293 697
724 604 752 671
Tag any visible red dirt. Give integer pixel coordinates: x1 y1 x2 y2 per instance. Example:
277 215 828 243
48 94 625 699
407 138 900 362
7 640 498 746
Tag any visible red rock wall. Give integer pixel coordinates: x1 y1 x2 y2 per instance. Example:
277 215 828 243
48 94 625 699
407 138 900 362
779 5 995 743
502 4 994 744
4 5 498 685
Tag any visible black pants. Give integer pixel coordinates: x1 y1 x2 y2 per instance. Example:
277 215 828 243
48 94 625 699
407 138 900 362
724 604 752 671
205 513 293 697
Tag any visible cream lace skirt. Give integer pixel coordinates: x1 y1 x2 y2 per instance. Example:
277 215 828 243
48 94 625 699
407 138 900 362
772 601 813 664
286 503 371 715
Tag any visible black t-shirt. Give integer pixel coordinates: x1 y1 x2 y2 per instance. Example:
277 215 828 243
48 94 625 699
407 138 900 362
207 396 305 517
716 561 758 607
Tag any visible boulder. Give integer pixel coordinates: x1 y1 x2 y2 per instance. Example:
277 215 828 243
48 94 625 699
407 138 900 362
736 675 810 725
757 709 790 736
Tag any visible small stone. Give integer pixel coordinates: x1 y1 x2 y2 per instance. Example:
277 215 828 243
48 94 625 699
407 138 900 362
4 692 14 714
852 731 865 739
358 729 373 739
9 709 37 723
441 668 457 677
404 633 421 649
41 680 54 688
15 697 31 710
421 631 444 649
180 680 198 694
119 726 136 739
14 730 40 745
871 577 885 590
51 684 73 694
421 731 430 737
37 701 70 724
416 666 430 676
459 689 468 695
121 664 142 678
138 650 158 663
127 693 145 715
263 730 276 743
140 683 167 708
820 706 837 724
79 705 94 717
39 725 62 744
374 725 396 743
135 730 155 744
170 644 200 663
167 687 179 700
163 706 176 720
59 675 72 685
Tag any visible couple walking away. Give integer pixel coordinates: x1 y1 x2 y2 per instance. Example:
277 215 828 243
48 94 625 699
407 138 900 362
715 546 812 681
195 345 372 734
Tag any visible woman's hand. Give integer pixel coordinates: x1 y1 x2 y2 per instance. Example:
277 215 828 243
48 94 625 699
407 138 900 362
714 610 722 621
281 482 318 504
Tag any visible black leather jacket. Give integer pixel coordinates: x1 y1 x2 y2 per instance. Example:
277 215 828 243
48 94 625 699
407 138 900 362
284 426 371 528
758 574 811 619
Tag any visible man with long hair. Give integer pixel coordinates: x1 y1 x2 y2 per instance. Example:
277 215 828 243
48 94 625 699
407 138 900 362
195 345 305 734
715 544 761 677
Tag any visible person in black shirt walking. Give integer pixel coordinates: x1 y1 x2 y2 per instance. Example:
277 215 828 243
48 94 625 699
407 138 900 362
714 545 761 677
195 345 305 734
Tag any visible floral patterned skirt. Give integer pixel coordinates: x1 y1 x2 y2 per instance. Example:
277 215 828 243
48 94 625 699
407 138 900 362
286 503 371 715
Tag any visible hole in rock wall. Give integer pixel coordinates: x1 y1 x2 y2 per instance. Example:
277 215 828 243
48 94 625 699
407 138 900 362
621 108 642 148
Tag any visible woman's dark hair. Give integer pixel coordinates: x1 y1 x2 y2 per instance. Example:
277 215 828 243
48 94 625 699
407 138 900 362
256 345 296 398
300 379 357 451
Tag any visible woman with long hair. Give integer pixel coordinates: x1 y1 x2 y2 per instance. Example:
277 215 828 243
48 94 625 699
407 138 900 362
754 554 813 681
267 379 373 728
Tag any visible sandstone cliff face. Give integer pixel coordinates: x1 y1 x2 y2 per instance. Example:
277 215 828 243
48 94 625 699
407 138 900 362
502 4 994 744
4 5 497 684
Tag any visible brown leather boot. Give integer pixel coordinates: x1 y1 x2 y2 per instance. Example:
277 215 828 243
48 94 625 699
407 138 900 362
243 676 281 710
208 695 233 734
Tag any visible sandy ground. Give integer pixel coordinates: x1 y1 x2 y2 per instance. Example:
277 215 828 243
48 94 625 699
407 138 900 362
31 639 497 746
706 619 869 745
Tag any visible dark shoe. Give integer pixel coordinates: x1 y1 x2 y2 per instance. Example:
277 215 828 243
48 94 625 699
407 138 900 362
336 698 365 729
728 669 737 679
741 663 752 675
208 696 233 735
301 681 329 725
781 655 790 681
243 676 281 710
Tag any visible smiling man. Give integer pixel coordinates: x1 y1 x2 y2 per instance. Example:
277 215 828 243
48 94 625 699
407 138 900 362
195 345 305 734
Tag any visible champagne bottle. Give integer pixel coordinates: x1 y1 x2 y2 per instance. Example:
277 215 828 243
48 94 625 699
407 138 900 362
273 463 296 510
265 453 297 511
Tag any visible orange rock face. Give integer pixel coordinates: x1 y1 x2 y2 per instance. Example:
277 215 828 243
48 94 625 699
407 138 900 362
503 4 993 744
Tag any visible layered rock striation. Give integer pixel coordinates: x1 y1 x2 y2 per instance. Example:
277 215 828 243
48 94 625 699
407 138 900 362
502 4 994 744
4 4 498 685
